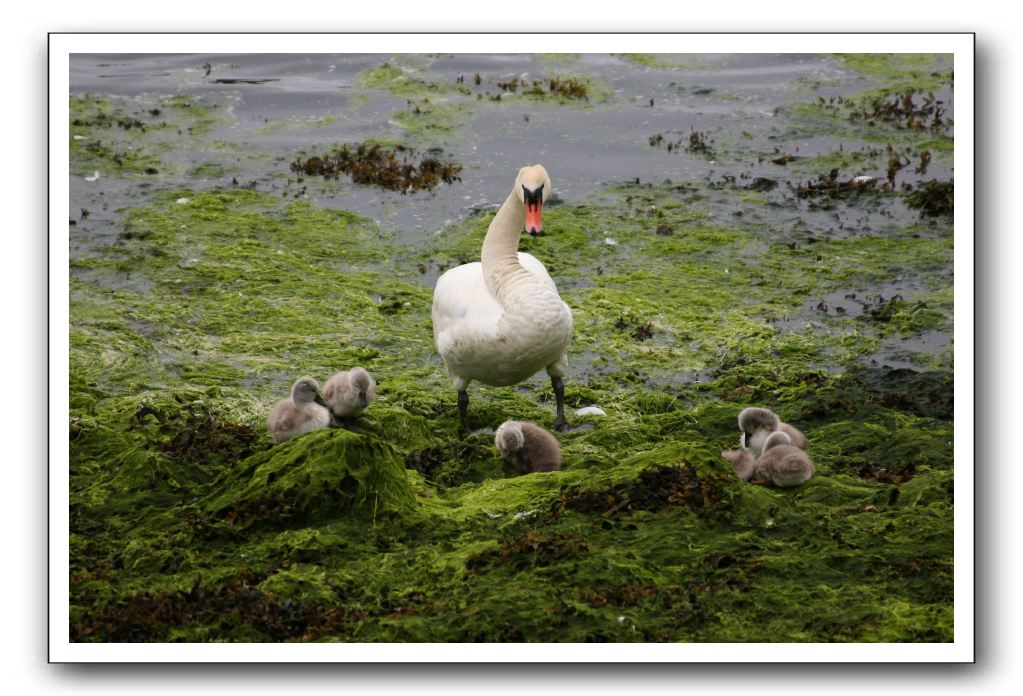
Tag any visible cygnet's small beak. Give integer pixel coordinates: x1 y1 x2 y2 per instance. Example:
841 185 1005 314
358 391 368 408
314 394 328 408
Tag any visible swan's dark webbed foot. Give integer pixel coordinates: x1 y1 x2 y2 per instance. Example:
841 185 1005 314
457 389 470 436
551 375 569 432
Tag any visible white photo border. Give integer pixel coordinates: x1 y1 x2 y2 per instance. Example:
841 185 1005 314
50 32 974 663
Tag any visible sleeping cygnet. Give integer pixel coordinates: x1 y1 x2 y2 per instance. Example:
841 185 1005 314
738 406 808 457
494 420 562 473
322 367 377 421
721 447 757 482
267 377 331 443
749 431 815 488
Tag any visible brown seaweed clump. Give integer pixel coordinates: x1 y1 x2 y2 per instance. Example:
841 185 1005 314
557 464 732 519
492 75 589 100
291 143 462 193
687 129 713 155
648 129 715 157
71 570 362 642
466 531 591 573
812 90 952 136
132 399 265 470
852 91 952 135
546 76 588 100
905 179 954 217
794 168 882 199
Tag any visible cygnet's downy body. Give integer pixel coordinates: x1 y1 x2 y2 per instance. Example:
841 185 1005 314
738 406 808 457
267 377 331 443
494 420 562 473
749 431 815 487
721 447 757 482
323 367 377 420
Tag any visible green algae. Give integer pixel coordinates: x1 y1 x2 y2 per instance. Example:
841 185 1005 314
391 100 473 141
832 53 953 95
356 61 613 149
202 428 416 527
357 61 454 97
777 57 954 167
617 54 709 70
69 67 954 643
188 162 236 178
70 93 224 177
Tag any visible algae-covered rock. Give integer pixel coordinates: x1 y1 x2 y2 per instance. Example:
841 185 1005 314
202 428 416 527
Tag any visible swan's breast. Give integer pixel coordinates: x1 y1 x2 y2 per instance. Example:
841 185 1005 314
431 255 573 386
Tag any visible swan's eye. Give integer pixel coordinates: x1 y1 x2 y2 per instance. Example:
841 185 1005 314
522 183 543 208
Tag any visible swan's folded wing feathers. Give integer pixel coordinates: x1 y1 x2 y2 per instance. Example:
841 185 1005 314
518 252 558 292
432 262 501 343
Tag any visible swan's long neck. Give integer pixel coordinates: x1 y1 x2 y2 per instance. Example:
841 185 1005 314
480 189 541 305
481 190 525 289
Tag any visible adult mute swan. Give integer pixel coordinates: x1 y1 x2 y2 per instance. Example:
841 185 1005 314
432 164 573 433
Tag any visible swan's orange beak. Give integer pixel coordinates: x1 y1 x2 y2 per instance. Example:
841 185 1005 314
525 201 542 236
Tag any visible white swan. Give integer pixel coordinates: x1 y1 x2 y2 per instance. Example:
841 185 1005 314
432 164 573 432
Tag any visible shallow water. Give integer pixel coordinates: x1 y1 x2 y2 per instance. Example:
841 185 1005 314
69 53 952 232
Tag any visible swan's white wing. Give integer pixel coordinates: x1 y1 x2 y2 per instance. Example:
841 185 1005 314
431 262 502 353
519 251 573 342
518 252 559 293
432 255 572 388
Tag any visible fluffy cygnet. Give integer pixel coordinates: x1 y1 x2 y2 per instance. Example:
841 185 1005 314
322 367 377 419
738 406 808 457
721 447 757 482
749 431 815 487
494 420 562 473
723 432 815 488
267 377 331 443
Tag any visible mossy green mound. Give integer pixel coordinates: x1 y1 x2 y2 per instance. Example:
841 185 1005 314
202 428 416 528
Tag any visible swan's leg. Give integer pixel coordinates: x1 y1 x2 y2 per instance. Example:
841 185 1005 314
550 375 568 432
457 389 470 433
547 356 570 432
